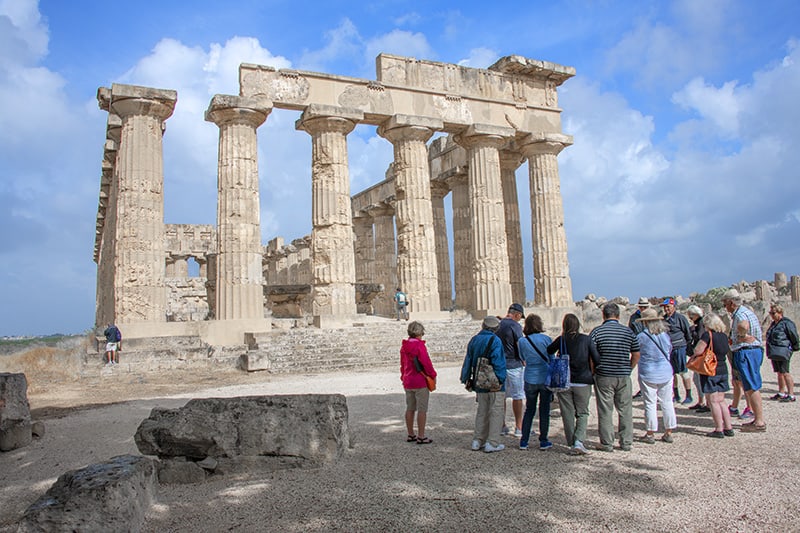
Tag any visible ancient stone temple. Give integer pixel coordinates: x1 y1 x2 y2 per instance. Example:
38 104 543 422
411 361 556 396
94 53 575 344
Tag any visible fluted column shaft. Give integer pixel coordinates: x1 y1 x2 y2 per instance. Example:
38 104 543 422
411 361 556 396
456 127 513 313
206 95 271 320
110 86 176 323
379 118 440 313
500 151 526 305
353 216 375 284
446 170 473 311
430 181 452 310
297 109 361 317
370 208 397 316
521 140 573 306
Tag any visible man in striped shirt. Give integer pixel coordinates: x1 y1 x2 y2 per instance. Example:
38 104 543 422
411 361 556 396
590 302 641 451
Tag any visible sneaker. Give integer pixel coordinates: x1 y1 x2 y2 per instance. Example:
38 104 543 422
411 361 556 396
681 397 694 405
661 433 674 444
539 441 553 450
519 443 528 450
572 441 590 455
514 428 523 438
723 429 735 437
484 443 505 453
637 434 655 445
620 444 632 451
501 426 510 436
471 439 483 451
706 431 725 439
688 403 703 410
696 406 711 413
632 391 642 399
595 444 614 452
770 393 786 401
780 395 796 403
728 406 740 417
739 407 754 420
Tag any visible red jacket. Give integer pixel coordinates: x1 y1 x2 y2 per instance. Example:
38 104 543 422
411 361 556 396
400 338 437 389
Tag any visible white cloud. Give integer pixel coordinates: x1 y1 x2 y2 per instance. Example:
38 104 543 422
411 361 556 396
457 48 499 69
365 29 434 64
298 19 362 72
672 78 740 136
0 0 47 67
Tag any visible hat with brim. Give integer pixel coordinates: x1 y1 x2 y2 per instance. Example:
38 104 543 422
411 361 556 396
636 297 651 307
482 316 500 330
636 308 663 322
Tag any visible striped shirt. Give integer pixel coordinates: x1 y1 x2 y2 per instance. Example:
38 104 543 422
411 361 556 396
730 305 763 351
590 319 641 377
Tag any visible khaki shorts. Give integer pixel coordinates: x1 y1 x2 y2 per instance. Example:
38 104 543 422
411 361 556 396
405 388 430 412
105 342 118 353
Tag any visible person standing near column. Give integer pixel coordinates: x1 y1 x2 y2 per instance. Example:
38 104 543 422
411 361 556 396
103 323 122 366
686 305 709 412
461 316 507 453
723 289 766 432
496 303 526 437
660 298 694 405
590 303 640 452
394 288 409 321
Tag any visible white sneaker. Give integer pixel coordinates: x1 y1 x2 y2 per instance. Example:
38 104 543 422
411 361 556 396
471 439 483 451
484 443 505 453
514 428 523 438
571 441 590 455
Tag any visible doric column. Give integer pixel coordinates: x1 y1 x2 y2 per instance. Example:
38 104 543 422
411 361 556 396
430 180 452 310
378 115 442 313
444 169 472 312
108 83 176 324
520 133 574 307
366 203 397 316
500 150 526 305
353 214 375 284
791 276 800 303
454 124 515 313
296 105 363 318
205 95 272 320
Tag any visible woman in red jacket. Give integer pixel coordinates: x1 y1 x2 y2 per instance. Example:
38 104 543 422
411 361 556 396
400 321 437 444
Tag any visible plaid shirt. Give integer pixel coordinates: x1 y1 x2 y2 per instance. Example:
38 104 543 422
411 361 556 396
730 305 763 350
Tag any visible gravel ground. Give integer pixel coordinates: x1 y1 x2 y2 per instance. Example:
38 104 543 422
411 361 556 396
1 360 798 532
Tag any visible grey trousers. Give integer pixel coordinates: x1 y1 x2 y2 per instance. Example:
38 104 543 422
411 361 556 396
474 392 504 447
558 385 592 446
594 375 633 448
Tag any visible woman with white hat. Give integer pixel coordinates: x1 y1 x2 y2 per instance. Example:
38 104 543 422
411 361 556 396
635 308 677 444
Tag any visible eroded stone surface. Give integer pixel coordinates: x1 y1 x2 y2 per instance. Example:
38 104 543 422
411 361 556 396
0 372 32 452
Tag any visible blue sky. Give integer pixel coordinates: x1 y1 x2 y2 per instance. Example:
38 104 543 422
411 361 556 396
2 0 799 336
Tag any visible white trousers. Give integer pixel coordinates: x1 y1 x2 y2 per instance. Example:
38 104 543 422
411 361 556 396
638 377 677 432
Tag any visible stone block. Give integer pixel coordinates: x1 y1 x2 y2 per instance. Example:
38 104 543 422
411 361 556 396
18 454 157 533
0 372 32 452
134 395 350 471
158 458 207 484
241 352 270 372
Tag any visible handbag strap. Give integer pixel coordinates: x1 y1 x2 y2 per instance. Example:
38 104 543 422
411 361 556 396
644 331 671 362
526 336 549 363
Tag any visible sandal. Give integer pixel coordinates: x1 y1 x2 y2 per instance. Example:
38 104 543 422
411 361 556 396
416 436 433 444
406 434 417 442
740 423 766 432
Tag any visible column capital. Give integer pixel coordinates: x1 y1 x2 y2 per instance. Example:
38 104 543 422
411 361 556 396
205 94 273 128
109 83 177 121
499 149 524 171
377 114 442 143
518 132 573 157
295 104 363 135
442 166 468 188
430 179 450 199
453 123 515 150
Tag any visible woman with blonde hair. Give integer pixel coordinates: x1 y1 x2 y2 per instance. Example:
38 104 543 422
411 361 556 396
691 312 734 438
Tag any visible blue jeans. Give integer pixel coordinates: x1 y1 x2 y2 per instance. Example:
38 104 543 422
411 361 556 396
520 382 552 447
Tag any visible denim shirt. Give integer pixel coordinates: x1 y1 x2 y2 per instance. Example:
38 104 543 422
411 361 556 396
519 333 552 385
637 330 673 383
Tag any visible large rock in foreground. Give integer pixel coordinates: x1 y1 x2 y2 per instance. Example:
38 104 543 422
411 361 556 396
134 394 350 473
19 455 157 533
0 372 32 452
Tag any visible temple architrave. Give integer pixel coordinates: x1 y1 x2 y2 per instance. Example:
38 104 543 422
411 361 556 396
94 54 575 345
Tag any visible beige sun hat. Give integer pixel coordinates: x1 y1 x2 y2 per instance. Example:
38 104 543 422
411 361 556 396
636 308 663 322
636 297 651 307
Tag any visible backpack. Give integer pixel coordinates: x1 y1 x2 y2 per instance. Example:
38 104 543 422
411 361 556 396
113 327 122 342
397 292 407 304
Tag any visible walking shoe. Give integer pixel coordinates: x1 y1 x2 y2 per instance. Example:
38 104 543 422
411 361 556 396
739 407 754 420
471 439 483 451
514 428 523 438
661 433 674 443
595 444 614 452
740 422 767 433
484 443 505 453
780 395 796 403
539 441 553 450
501 426 510 436
770 393 785 401
571 441 590 455
728 406 740 417
706 431 724 439
637 434 655 444
681 396 694 405
619 444 632 451
519 443 528 450
696 406 711 413
688 403 703 410
723 429 735 437
632 390 642 399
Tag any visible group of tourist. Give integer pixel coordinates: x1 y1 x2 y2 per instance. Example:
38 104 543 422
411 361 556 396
399 289 798 452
